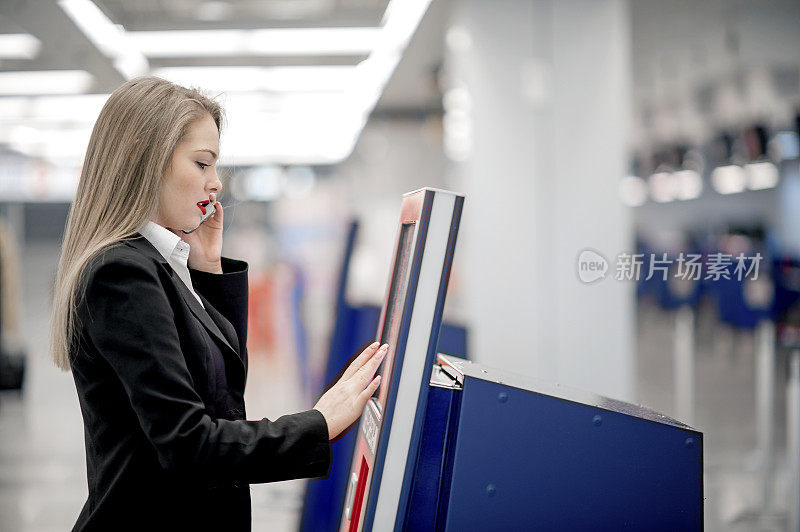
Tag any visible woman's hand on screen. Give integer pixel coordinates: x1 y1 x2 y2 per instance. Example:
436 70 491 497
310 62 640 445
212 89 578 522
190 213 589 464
313 342 388 440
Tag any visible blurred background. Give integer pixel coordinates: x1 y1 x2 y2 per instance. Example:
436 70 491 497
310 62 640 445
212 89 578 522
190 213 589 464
0 0 799 530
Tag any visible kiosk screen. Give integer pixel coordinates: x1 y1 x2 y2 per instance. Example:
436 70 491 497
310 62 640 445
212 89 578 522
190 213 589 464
373 222 415 404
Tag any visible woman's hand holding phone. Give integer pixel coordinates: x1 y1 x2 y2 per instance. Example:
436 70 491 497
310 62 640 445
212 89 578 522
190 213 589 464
182 193 224 274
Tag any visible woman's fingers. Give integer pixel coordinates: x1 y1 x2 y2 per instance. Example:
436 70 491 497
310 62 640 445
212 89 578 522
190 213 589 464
342 341 382 381
358 375 381 403
356 344 387 386
213 197 223 223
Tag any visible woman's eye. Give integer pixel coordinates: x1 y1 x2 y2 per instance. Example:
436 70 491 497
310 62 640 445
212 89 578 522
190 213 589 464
196 162 209 170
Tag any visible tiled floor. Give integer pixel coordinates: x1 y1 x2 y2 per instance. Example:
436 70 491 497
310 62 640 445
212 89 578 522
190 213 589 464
0 242 796 530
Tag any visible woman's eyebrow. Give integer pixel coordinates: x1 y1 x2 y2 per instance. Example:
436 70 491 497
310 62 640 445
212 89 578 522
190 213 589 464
194 148 218 159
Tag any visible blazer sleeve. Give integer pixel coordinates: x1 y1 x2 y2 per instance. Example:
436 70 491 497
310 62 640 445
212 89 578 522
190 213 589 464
80 255 331 484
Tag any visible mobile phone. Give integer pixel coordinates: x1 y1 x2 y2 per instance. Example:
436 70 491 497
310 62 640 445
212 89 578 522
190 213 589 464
181 202 216 234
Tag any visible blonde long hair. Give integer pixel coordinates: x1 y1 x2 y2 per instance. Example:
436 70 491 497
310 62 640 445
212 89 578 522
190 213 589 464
51 76 222 370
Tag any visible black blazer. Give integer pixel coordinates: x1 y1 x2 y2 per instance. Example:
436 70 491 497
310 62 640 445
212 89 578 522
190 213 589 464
69 234 331 532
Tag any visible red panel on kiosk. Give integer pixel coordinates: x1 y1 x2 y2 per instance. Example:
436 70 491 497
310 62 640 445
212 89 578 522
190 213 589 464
348 458 369 532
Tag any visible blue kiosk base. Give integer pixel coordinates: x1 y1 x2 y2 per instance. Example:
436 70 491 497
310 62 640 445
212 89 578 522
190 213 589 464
405 355 704 531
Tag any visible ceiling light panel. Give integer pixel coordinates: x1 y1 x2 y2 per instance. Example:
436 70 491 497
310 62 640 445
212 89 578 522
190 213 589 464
0 71 94 95
0 94 110 122
0 34 42 59
0 0 434 167
129 27 381 57
153 65 355 93
92 0 364 29
58 0 149 79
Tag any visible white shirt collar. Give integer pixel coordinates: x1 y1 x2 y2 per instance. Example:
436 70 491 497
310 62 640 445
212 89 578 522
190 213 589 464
139 221 204 308
139 221 183 263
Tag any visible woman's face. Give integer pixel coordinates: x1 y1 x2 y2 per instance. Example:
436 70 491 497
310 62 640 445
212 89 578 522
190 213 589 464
153 113 222 232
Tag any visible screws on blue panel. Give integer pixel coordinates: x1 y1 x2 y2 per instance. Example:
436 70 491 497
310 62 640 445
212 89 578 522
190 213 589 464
485 484 497 497
592 415 602 426
498 392 508 403
685 437 695 448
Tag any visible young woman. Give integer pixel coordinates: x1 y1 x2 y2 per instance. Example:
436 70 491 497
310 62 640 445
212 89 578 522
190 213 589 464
50 76 385 531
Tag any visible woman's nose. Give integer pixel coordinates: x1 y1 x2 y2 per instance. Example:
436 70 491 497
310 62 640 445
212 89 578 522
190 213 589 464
207 170 222 194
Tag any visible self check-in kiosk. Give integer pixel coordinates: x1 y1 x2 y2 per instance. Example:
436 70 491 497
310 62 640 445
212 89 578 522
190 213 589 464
300 220 467 532
340 188 464 532
340 187 703 531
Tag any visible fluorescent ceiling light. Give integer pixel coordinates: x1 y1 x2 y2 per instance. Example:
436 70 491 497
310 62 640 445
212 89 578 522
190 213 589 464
347 0 431 115
380 0 431 52
153 66 355 93
238 166 284 201
0 0 435 167
443 87 472 112
711 165 747 195
355 51 400 90
220 91 346 114
648 171 676 203
673 169 703 200
0 34 42 59
745 161 779 190
0 70 93 95
129 27 381 57
30 94 110 121
5 124 93 162
0 94 109 122
446 26 472 53
0 98 29 119
284 166 316 199
58 0 148 80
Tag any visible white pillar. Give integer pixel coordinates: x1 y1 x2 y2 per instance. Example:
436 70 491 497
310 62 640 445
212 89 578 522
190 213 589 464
448 0 634 401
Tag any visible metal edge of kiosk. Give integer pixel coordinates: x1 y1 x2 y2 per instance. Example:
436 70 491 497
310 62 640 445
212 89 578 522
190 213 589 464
436 354 699 433
340 187 464 532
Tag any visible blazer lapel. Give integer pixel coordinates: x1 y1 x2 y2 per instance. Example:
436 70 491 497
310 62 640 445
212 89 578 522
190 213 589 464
172 276 237 357
198 293 241 359
125 235 238 360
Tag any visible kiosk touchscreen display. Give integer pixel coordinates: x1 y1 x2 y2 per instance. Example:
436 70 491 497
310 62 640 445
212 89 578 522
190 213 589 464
372 222 415 407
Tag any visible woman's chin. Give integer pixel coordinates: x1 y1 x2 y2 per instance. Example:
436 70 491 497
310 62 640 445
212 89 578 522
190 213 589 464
178 217 204 234
163 221 191 235
179 217 201 232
